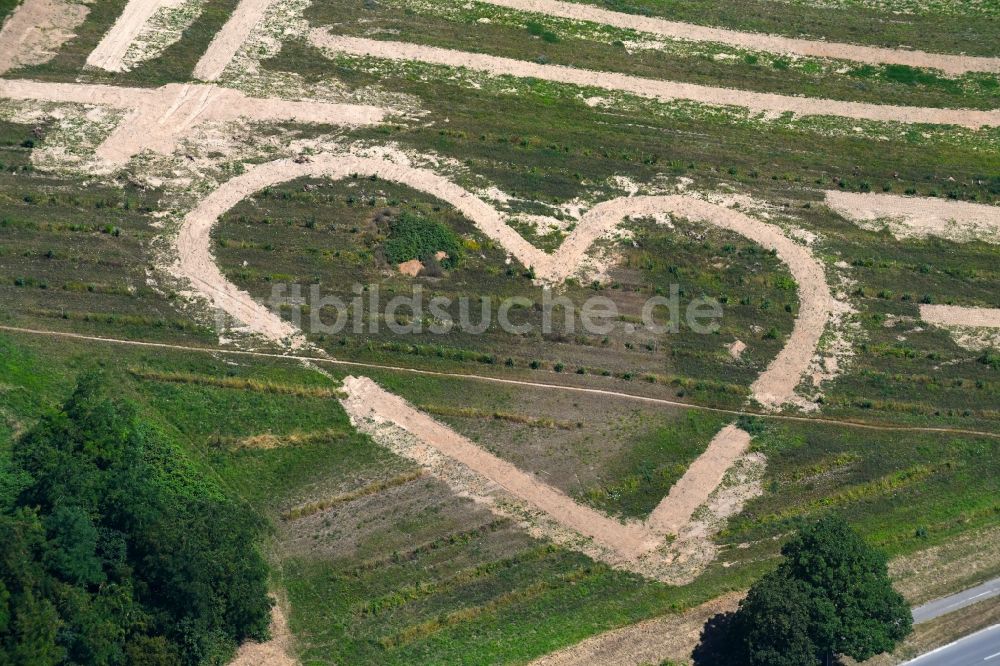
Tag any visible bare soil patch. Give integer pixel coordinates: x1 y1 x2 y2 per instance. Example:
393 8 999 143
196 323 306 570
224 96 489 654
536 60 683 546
0 79 387 165
826 191 1000 244
529 591 743 666
193 0 276 80
645 424 751 533
920 304 1000 328
0 0 90 74
229 603 296 666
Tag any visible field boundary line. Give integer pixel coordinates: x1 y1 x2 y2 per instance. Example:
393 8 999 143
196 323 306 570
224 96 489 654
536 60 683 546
2 325 997 440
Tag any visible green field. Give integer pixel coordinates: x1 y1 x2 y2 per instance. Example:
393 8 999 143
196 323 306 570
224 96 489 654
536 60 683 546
1 0 998 662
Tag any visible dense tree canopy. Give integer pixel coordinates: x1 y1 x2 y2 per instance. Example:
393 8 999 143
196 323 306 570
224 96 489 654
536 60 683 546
0 373 271 665
692 515 912 666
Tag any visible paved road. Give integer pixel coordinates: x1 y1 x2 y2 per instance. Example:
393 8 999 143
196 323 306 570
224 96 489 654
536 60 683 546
902 623 1000 665
913 578 1000 624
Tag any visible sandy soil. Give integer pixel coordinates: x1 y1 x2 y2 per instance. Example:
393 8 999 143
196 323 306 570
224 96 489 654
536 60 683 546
530 591 743 666
309 32 1000 129
645 424 751 534
192 0 276 80
0 0 90 74
228 603 296 666
340 374 764 584
397 258 423 276
919 304 1000 328
340 375 658 557
480 0 1000 76
0 80 387 164
176 152 841 408
826 191 1000 244
86 0 181 72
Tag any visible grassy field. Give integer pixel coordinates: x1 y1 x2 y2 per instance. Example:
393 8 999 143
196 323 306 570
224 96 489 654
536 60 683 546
562 0 1000 55
0 330 996 664
1 0 998 661
305 0 1000 110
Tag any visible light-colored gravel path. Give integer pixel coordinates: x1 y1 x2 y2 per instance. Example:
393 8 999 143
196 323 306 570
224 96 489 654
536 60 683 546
192 0 275 80
341 374 764 583
645 424 751 534
0 0 90 74
920 305 1000 328
826 191 1000 244
86 0 179 72
479 0 1000 76
340 375 658 557
0 80 387 164
174 152 842 408
309 32 1000 129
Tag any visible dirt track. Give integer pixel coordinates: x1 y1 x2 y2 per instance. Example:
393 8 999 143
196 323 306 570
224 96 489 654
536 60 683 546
0 0 89 74
0 80 387 164
826 191 1000 243
479 0 1000 76
645 424 750 534
309 32 1000 129
229 604 295 666
86 0 178 72
192 0 275 80
340 375 658 557
919 304 1000 328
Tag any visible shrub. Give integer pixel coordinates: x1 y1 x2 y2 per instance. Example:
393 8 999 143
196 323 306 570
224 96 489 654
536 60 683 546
383 212 461 267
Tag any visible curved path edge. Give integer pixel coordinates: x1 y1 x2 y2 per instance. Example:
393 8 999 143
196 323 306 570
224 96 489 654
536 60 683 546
174 151 842 409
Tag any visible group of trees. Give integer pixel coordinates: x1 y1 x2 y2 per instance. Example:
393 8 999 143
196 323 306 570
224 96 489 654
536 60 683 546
0 374 271 665
693 516 912 666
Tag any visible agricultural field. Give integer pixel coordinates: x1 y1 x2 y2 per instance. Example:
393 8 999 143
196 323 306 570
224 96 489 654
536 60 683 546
0 0 998 664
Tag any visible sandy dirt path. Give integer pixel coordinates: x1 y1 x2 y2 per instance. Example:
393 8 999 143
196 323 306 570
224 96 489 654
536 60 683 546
0 80 387 164
86 0 180 72
919 305 1000 328
0 0 90 74
340 375 659 557
340 374 763 584
228 604 296 666
479 0 1000 76
192 0 274 80
309 32 1000 129
175 153 841 408
645 424 751 533
826 191 1000 244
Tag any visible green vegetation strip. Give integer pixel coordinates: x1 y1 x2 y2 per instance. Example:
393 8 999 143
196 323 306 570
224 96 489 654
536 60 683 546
282 468 426 520
5 325 999 440
127 366 342 398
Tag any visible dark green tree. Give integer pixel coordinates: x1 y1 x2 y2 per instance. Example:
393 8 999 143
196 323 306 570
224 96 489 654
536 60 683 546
692 515 912 666
0 372 271 665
